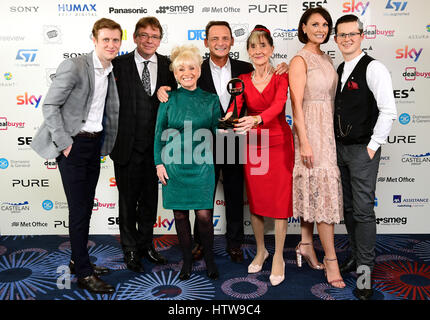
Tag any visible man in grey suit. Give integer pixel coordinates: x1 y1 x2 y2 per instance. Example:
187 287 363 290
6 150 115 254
31 18 122 294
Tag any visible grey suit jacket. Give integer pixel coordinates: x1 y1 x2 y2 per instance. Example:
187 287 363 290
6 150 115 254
31 52 119 159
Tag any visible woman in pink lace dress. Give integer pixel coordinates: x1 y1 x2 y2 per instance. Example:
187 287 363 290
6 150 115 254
289 7 345 288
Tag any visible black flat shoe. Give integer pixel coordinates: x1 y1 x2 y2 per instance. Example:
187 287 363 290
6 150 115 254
227 248 244 263
207 268 219 280
77 275 115 294
179 265 192 280
353 288 374 300
124 251 145 273
69 260 110 276
141 246 168 265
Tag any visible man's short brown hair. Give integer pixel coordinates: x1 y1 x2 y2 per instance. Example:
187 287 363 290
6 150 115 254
134 17 163 39
92 18 123 40
205 21 233 39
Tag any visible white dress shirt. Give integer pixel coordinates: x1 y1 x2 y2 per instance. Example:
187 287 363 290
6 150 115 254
209 58 232 112
340 52 397 151
134 49 158 96
81 52 113 133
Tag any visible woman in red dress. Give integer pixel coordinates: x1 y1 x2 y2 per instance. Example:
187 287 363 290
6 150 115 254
223 25 294 286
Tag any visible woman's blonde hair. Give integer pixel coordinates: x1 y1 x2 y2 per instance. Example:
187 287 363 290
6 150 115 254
170 45 203 72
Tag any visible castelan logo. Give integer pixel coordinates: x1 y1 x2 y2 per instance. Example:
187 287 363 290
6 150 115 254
396 46 423 62
342 1 370 16
402 152 430 166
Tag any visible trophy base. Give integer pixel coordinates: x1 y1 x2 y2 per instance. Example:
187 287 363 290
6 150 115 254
218 118 239 130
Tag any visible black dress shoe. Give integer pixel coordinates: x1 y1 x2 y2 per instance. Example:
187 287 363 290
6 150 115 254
77 275 115 294
69 261 110 276
207 268 219 280
353 288 374 300
141 246 167 265
192 244 204 261
227 248 244 263
339 255 357 274
179 265 192 281
124 251 145 273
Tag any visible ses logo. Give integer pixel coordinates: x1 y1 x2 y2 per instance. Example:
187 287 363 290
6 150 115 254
1 201 30 213
155 5 194 14
188 30 205 41
42 200 54 211
384 0 409 16
403 67 430 81
273 28 298 41
1 117 26 130
303 1 328 10
401 152 430 166
342 1 370 16
396 46 423 62
17 93 42 108
393 87 415 104
364 25 395 39
58 3 97 16
393 194 428 208
248 4 288 13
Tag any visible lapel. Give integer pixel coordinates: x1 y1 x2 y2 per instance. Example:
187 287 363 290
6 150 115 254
125 51 138 114
154 52 163 94
84 52 95 117
201 58 217 94
336 62 345 95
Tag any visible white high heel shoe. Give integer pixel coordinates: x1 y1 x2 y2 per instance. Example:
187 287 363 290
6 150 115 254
248 250 269 273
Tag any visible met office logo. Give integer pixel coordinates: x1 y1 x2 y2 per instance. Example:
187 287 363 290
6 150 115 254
42 200 54 211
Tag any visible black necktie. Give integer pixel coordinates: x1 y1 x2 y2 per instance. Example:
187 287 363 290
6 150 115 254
142 61 151 95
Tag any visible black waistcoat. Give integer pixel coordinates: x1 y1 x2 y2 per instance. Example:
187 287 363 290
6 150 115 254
334 54 379 145
134 69 157 155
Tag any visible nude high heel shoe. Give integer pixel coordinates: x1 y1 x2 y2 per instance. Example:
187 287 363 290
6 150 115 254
295 242 324 270
269 261 285 286
248 249 269 274
324 256 346 288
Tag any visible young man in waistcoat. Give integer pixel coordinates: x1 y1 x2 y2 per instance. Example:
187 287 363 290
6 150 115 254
334 15 397 300
110 17 177 273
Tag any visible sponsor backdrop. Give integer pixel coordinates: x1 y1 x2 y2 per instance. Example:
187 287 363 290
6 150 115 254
1 0 429 236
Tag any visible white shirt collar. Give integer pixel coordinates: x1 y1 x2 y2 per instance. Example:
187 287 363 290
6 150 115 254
134 49 158 64
209 57 230 70
92 51 113 74
345 51 365 67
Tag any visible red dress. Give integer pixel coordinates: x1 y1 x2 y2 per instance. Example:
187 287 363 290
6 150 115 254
228 72 294 218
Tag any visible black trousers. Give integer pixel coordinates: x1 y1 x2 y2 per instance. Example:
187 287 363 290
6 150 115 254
337 143 381 271
114 150 158 253
194 163 244 250
57 134 102 278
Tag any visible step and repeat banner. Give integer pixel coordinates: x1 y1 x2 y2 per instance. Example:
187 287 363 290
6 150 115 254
1 0 429 235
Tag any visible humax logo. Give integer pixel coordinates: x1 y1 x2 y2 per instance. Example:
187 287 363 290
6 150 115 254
58 4 96 12
16 49 37 62
342 1 369 16
42 200 54 211
399 113 411 125
396 46 423 62
188 30 206 41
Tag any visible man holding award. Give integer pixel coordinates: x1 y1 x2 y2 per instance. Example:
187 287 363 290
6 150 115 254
157 21 287 263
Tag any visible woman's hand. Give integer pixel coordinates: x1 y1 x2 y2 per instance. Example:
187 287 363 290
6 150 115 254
300 143 314 169
222 111 233 121
234 115 260 134
156 164 169 185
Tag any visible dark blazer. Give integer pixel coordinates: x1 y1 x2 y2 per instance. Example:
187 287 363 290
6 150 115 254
198 57 253 117
110 51 176 165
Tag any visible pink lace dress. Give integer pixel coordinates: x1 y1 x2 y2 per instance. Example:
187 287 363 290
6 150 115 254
292 49 343 224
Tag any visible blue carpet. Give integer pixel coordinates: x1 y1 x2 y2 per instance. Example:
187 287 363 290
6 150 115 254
0 234 429 300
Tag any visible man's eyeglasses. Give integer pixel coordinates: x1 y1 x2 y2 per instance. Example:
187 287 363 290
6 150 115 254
336 32 362 39
137 33 161 41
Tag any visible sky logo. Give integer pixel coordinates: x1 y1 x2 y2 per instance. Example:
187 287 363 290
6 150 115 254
386 0 407 11
16 93 42 108
396 46 423 62
399 113 411 125
342 1 370 16
0 158 9 169
42 200 54 211
16 49 38 62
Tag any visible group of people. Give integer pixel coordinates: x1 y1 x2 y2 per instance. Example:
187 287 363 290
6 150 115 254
31 7 396 301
